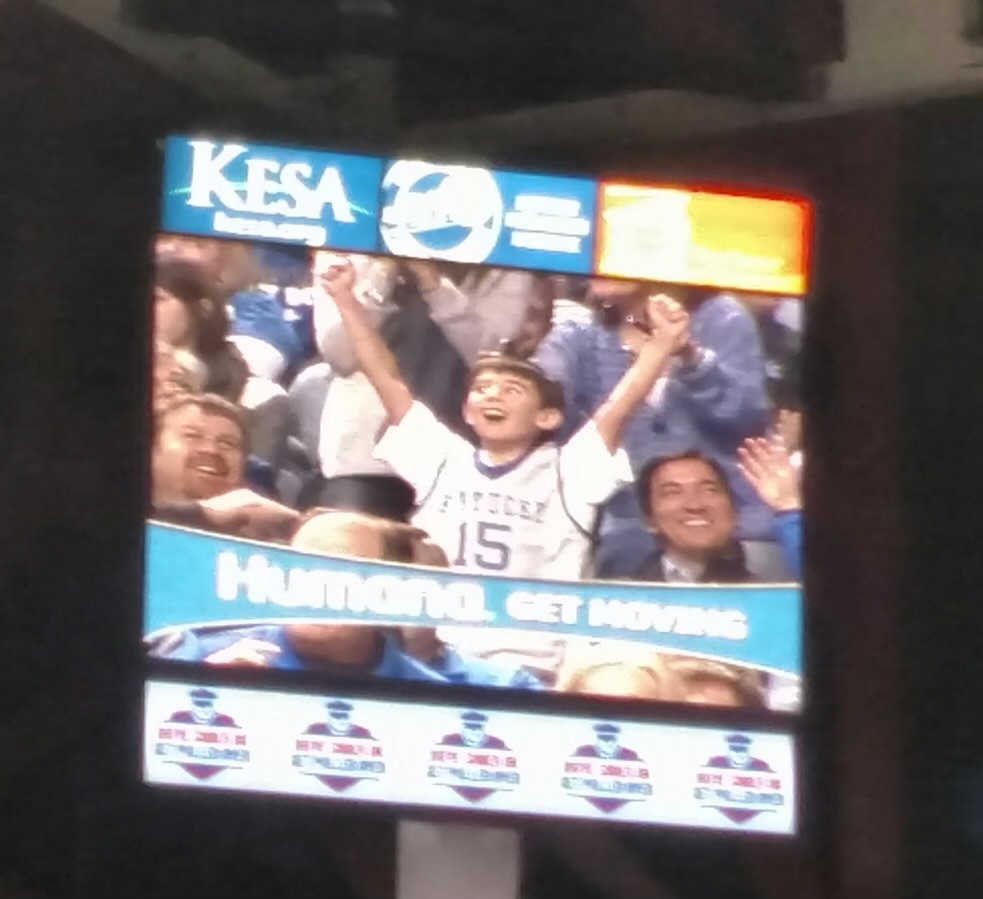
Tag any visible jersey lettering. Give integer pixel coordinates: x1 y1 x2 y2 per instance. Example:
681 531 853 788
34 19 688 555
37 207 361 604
454 521 512 571
438 491 548 524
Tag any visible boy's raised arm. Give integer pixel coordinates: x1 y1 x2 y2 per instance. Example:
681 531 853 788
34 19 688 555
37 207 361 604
323 257 414 424
592 295 690 453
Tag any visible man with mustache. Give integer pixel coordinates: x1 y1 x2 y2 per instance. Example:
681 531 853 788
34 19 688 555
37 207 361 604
151 393 298 541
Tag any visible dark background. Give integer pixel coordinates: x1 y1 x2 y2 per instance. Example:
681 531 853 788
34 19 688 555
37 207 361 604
1 1 980 897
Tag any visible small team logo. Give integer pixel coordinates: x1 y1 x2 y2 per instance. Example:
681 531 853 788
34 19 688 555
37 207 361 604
562 723 653 814
695 734 785 824
380 161 504 263
154 687 250 781
427 711 520 804
293 700 385 793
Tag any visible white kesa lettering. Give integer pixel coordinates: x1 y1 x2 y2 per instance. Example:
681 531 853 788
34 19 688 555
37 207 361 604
186 141 355 222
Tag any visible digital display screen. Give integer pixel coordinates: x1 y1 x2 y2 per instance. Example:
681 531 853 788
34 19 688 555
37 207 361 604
596 183 812 295
145 135 808 830
144 679 797 834
160 138 385 251
378 159 596 272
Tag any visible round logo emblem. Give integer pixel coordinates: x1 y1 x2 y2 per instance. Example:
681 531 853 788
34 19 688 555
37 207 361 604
380 161 504 263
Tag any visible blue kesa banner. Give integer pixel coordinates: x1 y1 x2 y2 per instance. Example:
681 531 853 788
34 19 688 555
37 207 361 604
145 523 802 676
160 137 384 250
378 159 596 273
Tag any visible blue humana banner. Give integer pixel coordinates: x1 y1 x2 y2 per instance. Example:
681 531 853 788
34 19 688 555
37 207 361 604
146 523 801 679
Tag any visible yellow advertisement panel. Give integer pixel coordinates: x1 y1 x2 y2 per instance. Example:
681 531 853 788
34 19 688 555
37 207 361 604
597 183 812 295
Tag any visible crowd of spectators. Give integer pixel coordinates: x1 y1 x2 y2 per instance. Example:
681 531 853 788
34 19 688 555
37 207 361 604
148 234 805 711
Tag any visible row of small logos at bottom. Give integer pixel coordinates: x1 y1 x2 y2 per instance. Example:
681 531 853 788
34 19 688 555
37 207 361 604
143 680 796 835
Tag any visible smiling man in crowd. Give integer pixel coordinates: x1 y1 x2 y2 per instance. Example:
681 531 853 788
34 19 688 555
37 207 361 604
632 451 752 583
630 444 801 583
151 393 299 540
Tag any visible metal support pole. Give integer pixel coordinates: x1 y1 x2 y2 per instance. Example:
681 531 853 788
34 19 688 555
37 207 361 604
397 821 521 899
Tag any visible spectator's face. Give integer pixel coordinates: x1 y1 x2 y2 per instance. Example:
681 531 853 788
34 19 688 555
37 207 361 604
589 278 644 307
285 516 392 665
159 236 253 294
157 236 225 279
737 293 780 315
509 291 554 358
575 665 666 700
685 677 743 708
217 244 260 293
647 458 735 560
153 345 203 414
464 369 559 447
293 515 384 559
155 286 194 348
153 404 245 501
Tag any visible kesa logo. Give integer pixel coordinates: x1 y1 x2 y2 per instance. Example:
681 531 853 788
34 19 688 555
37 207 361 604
380 161 504 263
175 140 364 246
561 723 653 814
292 699 385 793
694 733 785 824
427 711 520 804
153 687 250 781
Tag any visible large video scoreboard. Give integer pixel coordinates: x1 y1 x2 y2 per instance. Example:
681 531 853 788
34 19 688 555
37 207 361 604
144 135 811 835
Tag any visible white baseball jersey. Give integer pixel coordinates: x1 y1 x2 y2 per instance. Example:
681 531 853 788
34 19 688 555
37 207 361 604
374 401 632 582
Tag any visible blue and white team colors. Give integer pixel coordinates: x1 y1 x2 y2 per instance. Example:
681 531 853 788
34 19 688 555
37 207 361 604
379 159 596 273
374 403 632 581
160 137 384 250
159 139 596 269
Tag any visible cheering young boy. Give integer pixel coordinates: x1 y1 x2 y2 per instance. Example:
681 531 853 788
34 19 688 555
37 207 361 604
324 259 690 582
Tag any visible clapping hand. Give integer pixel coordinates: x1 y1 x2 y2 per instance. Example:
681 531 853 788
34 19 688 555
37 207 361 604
644 294 690 356
737 436 801 512
403 259 441 294
317 254 357 299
